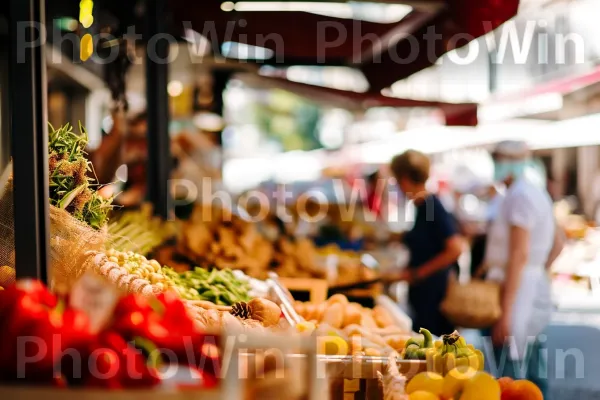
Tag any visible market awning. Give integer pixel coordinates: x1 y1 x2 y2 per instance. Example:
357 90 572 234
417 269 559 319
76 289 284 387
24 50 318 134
479 65 600 121
47 0 519 92
168 0 519 91
493 65 600 102
237 73 478 126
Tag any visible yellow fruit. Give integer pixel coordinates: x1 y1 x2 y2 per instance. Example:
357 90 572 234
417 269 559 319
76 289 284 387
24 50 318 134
460 371 500 400
442 367 478 399
407 372 444 395
296 321 316 334
317 335 349 356
408 391 440 400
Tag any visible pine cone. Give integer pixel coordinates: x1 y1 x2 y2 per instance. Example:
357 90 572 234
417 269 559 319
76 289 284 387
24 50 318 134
230 302 252 320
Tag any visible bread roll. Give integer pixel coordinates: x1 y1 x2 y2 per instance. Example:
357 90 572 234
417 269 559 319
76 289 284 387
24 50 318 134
304 303 317 321
294 301 306 318
373 305 395 328
360 309 379 330
321 302 344 329
343 303 363 327
327 294 349 307
315 302 328 322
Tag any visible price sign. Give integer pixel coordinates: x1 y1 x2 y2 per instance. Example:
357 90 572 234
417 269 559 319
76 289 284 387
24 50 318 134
70 271 119 333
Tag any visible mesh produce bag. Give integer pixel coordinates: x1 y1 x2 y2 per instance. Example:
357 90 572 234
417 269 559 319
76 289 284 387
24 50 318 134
49 206 107 290
0 168 15 281
0 169 107 290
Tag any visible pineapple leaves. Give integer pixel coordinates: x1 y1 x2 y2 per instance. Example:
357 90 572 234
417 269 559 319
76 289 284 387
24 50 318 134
48 122 113 229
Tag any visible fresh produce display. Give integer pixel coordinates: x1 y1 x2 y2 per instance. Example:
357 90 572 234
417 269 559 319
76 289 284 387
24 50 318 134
294 294 412 356
403 328 434 360
184 299 282 333
154 205 379 285
0 280 219 389
162 267 252 305
380 362 543 400
230 297 282 327
107 204 178 255
91 248 283 334
94 249 253 307
93 250 165 296
428 331 485 374
378 355 544 400
173 204 274 279
48 122 112 229
271 236 327 279
44 122 115 288
401 329 484 373
500 378 544 400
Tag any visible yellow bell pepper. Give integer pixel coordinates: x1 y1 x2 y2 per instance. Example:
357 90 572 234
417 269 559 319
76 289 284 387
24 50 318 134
426 331 485 375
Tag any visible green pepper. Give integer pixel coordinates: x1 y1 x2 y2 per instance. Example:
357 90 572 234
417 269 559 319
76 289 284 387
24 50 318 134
403 328 434 360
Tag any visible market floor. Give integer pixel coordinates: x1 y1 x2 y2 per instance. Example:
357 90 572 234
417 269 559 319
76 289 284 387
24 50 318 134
462 314 600 400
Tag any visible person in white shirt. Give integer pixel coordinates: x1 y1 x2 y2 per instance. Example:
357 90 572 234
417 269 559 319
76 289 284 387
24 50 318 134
484 141 564 397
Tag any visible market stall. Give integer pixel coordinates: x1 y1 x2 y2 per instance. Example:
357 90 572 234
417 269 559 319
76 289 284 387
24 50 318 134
0 0 550 399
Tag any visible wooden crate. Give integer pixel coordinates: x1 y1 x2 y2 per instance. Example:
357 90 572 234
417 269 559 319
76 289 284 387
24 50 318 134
277 277 329 303
323 357 426 400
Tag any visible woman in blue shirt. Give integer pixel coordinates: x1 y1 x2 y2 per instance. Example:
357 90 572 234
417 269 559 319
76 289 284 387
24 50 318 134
385 150 464 336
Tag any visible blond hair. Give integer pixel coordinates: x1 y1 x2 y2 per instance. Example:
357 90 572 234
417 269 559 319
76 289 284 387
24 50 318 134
390 150 430 184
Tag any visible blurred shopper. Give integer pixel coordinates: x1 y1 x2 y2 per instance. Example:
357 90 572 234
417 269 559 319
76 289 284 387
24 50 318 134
93 110 204 208
383 150 463 336
92 110 149 206
484 141 564 396
365 170 383 217
469 183 504 278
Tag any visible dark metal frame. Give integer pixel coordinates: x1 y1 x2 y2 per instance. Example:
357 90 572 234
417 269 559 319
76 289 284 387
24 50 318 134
5 0 173 282
9 0 49 281
145 0 172 219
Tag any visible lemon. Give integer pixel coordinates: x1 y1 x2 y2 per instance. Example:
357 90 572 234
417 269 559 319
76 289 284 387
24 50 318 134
406 372 444 395
317 335 349 356
442 366 478 399
459 371 500 400
408 391 440 400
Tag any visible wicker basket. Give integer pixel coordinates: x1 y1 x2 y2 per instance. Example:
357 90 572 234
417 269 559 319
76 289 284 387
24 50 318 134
440 277 502 329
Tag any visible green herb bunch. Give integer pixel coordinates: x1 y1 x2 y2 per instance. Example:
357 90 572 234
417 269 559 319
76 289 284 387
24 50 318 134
48 122 113 229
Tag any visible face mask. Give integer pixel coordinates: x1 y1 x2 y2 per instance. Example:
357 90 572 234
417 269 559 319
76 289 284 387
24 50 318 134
494 160 528 182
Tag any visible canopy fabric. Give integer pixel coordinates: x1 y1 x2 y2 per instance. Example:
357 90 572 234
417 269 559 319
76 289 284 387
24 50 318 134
170 0 520 90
